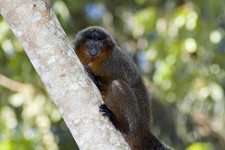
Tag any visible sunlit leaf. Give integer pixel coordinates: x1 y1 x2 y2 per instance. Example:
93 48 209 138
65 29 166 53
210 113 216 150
186 142 214 150
0 140 13 150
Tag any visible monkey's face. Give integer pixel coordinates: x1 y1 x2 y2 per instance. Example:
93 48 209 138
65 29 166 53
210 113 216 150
84 31 104 57
85 39 103 57
75 27 114 69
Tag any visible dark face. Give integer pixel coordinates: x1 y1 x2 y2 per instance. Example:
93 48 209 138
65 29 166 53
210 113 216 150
85 31 105 57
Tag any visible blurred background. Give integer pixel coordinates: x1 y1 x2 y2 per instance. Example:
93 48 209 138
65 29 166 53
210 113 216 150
0 0 225 150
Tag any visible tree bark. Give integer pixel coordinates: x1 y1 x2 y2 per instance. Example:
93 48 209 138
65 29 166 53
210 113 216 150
0 0 129 149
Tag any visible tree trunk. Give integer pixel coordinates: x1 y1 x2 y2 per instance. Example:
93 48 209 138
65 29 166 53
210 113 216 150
0 0 129 149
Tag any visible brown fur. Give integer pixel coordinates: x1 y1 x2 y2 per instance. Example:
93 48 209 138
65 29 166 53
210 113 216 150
76 40 112 76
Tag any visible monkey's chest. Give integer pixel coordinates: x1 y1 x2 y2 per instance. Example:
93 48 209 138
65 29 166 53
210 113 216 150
87 61 102 75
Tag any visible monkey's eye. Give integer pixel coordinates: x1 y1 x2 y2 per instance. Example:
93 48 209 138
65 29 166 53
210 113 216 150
87 40 94 46
95 41 102 47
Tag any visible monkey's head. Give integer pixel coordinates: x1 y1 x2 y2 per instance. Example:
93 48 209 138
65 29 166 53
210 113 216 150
74 26 116 58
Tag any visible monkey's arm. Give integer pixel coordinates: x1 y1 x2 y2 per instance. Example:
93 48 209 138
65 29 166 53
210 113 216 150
83 65 101 88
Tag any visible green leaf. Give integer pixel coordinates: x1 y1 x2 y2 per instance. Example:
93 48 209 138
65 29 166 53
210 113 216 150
186 142 214 150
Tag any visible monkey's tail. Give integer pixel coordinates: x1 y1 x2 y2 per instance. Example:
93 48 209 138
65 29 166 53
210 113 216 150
126 131 171 150
144 132 171 150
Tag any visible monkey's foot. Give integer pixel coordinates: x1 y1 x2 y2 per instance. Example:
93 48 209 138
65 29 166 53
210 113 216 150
99 104 116 123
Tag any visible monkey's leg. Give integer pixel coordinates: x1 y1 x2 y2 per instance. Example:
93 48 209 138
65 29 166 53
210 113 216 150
99 79 140 134
100 80 171 150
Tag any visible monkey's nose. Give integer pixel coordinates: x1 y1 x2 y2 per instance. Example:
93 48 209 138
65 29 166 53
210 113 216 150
89 49 98 57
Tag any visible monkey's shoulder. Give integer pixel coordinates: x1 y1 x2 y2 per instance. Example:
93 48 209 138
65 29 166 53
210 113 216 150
101 49 141 85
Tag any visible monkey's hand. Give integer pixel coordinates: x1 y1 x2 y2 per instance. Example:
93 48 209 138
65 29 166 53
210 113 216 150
99 104 117 124
83 65 100 88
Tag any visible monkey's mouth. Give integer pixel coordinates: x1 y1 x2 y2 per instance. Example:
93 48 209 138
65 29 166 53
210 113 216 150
88 49 98 57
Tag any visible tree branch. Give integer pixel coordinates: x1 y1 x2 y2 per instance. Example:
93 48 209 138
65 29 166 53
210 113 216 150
0 74 35 93
0 0 129 149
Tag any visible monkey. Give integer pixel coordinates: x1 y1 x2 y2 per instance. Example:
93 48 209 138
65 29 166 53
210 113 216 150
74 26 171 150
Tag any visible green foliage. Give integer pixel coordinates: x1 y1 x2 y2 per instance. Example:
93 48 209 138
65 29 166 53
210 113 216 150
186 142 214 150
0 0 225 149
133 7 156 36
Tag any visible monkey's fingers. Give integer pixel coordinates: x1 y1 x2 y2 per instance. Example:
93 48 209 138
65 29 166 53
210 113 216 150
83 65 101 88
99 104 111 113
99 104 116 123
83 65 95 79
